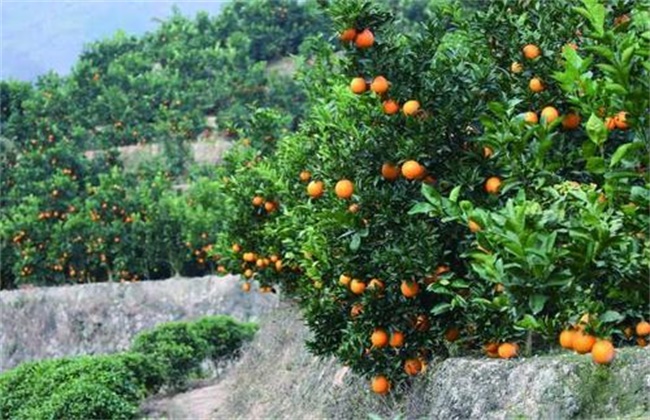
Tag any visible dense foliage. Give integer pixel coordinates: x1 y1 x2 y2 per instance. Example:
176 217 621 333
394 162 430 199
0 0 324 289
1 0 648 397
0 315 257 419
209 0 649 392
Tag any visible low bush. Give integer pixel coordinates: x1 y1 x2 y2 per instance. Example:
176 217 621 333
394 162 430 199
0 315 257 419
0 354 147 420
192 315 259 362
131 321 210 388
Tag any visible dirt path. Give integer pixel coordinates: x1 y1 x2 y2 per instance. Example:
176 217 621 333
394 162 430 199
142 379 231 419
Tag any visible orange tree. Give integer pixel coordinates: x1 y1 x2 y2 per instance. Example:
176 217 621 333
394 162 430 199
212 0 649 392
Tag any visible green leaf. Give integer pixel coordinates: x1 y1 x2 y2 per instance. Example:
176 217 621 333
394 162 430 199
579 0 605 36
349 234 361 252
596 63 619 76
529 294 548 315
610 142 642 167
451 280 469 288
604 83 627 95
586 113 607 145
599 310 624 323
586 157 606 174
621 45 637 65
430 302 452 315
421 183 441 205
459 200 474 213
449 185 461 203
630 186 650 204
517 314 540 330
408 202 435 215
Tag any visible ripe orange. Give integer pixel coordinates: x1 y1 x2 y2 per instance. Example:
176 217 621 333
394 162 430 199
350 77 367 94
371 375 390 395
468 219 482 233
445 327 460 342
541 106 560 124
483 146 494 158
275 260 283 271
371 328 389 348
307 180 324 198
350 279 366 295
614 111 629 129
573 332 597 354
605 116 617 130
368 278 384 292
401 160 425 180
339 28 357 42
339 274 352 287
636 321 650 336
335 179 354 199
381 163 400 180
299 170 311 182
390 331 405 347
242 282 251 292
371 76 389 94
232 243 241 253
350 303 363 317
638 338 648 347
403 100 420 116
591 340 616 365
400 280 420 298
404 358 423 376
243 269 254 279
382 99 399 115
355 29 375 49
243 252 256 262
269 255 279 263
498 342 518 359
523 44 541 60
484 342 499 358
529 77 544 93
510 62 523 73
524 111 539 124
264 201 276 212
484 176 502 194
252 196 264 206
559 330 576 350
562 112 581 130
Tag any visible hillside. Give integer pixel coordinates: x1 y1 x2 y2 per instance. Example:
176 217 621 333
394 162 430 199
1 0 648 416
143 302 650 419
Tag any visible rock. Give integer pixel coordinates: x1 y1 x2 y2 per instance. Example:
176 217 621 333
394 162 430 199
0 275 277 372
203 306 650 420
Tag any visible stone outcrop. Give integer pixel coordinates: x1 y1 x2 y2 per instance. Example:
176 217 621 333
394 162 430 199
0 275 277 371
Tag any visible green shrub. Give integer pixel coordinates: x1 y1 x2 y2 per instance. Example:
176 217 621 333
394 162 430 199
130 322 209 388
191 315 259 362
0 316 258 419
0 354 147 420
43 381 138 420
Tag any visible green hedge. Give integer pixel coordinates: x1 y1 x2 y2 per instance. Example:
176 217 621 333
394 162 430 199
0 315 257 420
